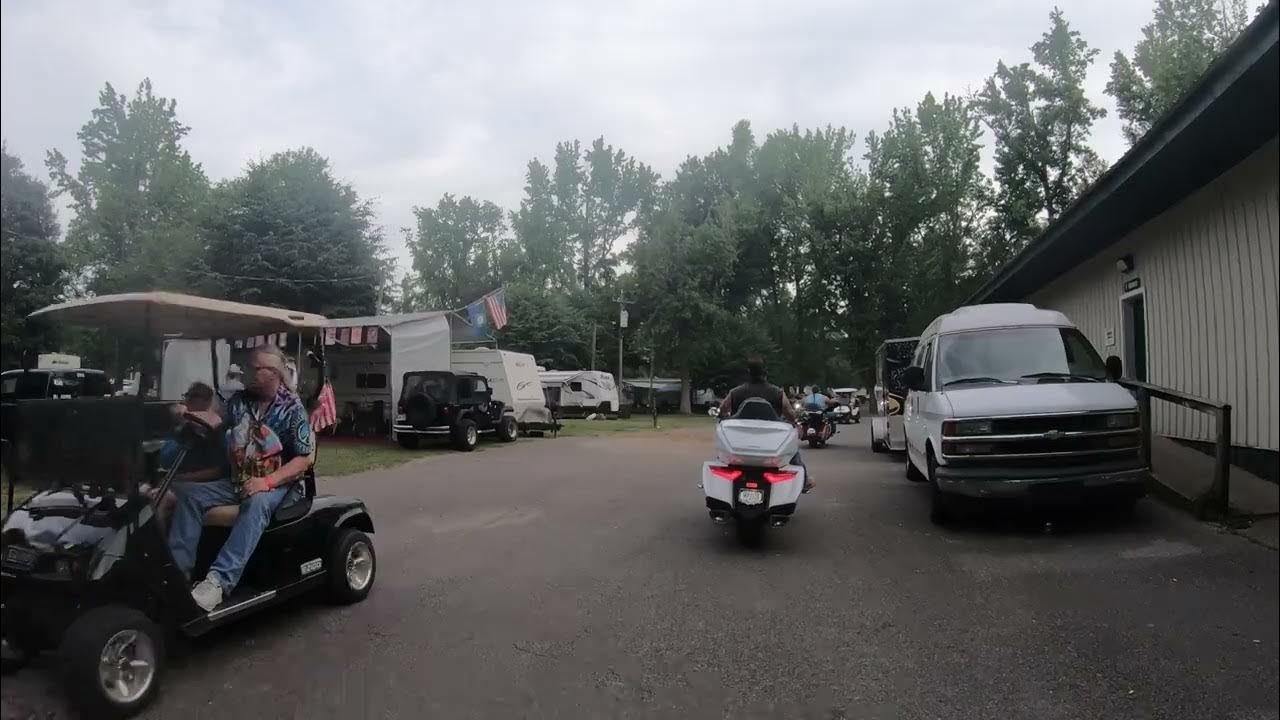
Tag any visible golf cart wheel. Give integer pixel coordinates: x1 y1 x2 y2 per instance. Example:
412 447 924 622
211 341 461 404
59 606 163 719
496 415 518 443
451 419 479 451
396 434 420 450
328 528 376 604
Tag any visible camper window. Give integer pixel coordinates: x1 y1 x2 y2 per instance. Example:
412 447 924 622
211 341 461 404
356 372 388 390
569 381 583 392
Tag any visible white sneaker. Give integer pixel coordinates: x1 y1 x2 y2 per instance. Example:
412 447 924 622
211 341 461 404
191 577 223 612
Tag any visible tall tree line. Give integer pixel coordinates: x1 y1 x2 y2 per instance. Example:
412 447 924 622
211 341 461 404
1 2 1263 382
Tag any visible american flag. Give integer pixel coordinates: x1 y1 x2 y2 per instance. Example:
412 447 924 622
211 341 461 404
484 288 508 329
310 381 337 432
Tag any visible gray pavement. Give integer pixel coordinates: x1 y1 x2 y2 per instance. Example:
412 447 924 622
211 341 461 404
4 422 1278 720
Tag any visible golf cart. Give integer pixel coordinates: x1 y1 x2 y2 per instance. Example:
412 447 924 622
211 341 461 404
0 293 377 719
393 370 519 451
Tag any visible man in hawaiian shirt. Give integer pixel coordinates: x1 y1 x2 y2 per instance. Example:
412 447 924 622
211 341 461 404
166 345 315 611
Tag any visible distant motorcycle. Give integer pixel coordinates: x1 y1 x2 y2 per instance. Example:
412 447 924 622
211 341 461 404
799 408 836 447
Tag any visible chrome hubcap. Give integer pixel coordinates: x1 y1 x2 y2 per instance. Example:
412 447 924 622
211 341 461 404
98 629 156 704
345 541 374 591
467 426 477 445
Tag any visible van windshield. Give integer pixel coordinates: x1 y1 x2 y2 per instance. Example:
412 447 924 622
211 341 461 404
936 327 1107 387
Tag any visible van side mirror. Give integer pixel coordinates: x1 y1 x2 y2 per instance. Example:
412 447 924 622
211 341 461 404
1105 355 1123 381
903 366 926 392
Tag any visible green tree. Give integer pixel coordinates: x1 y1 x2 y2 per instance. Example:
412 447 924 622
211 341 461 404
46 79 209 295
1107 0 1251 144
199 148 386 317
977 8 1107 270
494 282 593 369
406 194 510 310
510 159 573 289
2 144 68 368
544 138 658 290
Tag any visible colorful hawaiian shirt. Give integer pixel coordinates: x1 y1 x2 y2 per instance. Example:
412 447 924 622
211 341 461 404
224 386 314 499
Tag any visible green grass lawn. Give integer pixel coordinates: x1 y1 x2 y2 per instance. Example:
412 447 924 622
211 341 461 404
316 441 444 478
555 414 715 438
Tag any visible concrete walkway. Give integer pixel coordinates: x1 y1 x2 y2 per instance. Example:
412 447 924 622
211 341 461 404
1150 435 1279 517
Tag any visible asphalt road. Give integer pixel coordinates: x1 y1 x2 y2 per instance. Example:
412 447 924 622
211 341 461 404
4 422 1278 720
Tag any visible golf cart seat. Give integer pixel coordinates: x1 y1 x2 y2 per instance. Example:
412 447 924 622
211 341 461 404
202 469 317 527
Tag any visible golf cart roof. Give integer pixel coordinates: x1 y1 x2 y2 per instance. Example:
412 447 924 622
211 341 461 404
29 292 328 339
833 388 856 394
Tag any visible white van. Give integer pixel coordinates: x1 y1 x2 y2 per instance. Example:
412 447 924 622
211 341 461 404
451 349 555 431
538 370 623 417
902 304 1147 524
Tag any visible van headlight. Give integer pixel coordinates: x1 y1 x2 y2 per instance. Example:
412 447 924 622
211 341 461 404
1105 413 1138 429
942 419 994 437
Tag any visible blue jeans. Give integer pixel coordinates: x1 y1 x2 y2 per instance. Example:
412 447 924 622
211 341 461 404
166 480 290 592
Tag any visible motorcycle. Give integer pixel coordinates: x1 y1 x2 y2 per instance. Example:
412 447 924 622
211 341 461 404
701 398 806 546
799 407 837 447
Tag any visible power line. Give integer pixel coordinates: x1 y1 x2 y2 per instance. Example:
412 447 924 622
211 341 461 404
185 268 381 284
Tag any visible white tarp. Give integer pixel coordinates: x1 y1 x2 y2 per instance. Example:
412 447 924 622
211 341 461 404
161 339 232 400
327 312 451 412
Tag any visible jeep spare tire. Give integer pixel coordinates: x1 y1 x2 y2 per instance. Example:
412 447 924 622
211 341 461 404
405 393 438 429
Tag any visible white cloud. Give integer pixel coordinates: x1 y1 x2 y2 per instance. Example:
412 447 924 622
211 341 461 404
2 0 1151 273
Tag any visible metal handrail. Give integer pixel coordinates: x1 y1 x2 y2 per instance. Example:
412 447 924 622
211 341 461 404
1118 378 1233 519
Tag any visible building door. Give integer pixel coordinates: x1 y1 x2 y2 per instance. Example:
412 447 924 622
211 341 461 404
1121 290 1148 381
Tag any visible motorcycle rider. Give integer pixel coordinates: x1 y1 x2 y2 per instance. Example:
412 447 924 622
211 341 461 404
718 356 815 493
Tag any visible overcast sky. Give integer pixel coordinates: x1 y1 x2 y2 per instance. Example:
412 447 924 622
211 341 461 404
2 0 1152 272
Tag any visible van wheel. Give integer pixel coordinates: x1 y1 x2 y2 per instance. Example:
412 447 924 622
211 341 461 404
451 419 478 451
927 451 952 525
906 451 927 482
60 606 164 719
328 529 376 604
496 416 518 442
397 434 419 450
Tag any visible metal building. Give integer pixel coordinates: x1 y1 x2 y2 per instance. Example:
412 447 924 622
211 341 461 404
970 4 1279 473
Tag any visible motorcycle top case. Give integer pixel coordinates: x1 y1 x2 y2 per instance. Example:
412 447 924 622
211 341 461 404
714 419 800 467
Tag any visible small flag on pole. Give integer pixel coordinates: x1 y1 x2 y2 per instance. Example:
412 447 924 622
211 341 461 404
350 326 363 344
485 288 508 329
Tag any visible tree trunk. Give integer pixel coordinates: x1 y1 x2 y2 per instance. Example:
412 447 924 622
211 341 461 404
679 366 693 415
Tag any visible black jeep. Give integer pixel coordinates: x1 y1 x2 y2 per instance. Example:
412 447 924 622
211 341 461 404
393 371 518 451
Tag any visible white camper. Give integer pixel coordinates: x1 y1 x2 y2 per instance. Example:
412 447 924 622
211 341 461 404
539 370 623 417
452 348 556 431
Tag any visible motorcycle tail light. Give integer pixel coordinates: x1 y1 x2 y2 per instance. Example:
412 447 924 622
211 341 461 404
763 470 797 484
709 466 743 481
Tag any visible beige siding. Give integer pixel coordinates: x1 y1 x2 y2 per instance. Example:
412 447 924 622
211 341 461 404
1030 138 1280 452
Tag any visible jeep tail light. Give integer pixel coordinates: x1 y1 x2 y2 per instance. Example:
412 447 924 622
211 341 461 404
763 470 797 483
709 466 743 481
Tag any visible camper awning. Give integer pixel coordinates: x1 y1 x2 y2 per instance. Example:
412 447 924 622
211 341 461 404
325 312 451 410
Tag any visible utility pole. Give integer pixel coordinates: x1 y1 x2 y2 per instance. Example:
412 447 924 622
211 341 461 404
590 324 597 371
614 294 631 390
649 347 658 429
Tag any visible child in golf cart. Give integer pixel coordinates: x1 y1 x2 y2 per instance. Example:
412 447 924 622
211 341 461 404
143 382 230 534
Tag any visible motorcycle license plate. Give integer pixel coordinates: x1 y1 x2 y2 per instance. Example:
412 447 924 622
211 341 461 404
738 489 764 506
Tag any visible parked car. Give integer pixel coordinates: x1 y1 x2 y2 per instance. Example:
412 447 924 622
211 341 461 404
901 303 1147 524
1 367 114 402
1 292 377 719
394 371 519 450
